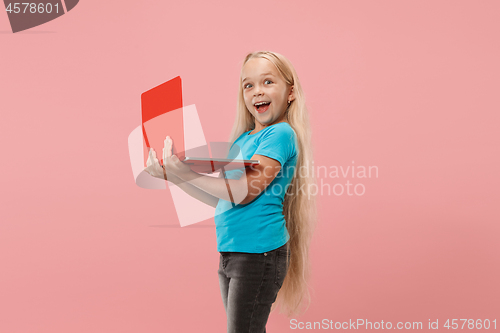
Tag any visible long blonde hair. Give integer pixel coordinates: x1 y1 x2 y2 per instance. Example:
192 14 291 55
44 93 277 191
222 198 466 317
229 51 317 317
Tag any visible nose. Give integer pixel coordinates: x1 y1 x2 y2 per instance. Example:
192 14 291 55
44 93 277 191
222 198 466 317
253 84 264 96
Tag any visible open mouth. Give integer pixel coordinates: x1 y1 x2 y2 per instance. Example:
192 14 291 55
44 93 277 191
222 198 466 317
254 101 271 113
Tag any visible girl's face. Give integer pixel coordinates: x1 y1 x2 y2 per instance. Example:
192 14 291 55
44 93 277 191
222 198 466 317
241 58 294 130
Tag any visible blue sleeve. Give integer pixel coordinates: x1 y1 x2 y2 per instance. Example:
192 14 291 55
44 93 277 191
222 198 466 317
254 124 297 166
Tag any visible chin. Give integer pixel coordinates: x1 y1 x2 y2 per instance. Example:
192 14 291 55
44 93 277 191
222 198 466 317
256 115 271 123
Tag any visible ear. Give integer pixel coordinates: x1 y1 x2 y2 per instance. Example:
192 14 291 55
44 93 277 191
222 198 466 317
288 85 295 102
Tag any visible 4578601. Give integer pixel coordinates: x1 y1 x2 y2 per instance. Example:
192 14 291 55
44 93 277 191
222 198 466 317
443 319 496 330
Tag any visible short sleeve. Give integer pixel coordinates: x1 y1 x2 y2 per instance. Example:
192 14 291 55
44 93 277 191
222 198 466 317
254 124 297 166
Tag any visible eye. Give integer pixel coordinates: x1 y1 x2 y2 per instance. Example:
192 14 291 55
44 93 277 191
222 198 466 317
243 83 252 89
264 79 273 84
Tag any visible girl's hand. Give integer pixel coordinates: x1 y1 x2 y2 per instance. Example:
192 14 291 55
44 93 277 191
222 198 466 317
144 148 167 180
162 136 192 178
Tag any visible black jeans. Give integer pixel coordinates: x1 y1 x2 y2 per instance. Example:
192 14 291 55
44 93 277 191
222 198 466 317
218 242 290 333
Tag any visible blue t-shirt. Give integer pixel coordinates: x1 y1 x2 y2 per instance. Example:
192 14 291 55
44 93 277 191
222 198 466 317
214 122 298 253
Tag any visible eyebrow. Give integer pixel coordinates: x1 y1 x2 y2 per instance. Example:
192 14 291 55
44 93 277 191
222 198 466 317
242 72 275 83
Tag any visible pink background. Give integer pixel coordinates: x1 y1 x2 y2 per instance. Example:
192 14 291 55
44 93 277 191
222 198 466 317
1 1 499 332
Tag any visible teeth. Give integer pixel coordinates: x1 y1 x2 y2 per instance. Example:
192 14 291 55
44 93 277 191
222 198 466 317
255 102 269 106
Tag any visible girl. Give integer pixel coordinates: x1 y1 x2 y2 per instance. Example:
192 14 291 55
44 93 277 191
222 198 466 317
144 51 316 332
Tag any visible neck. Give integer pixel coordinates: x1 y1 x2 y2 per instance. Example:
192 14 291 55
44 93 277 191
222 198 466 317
252 116 287 134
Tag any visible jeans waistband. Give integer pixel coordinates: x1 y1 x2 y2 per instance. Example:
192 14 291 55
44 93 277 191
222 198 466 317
220 241 289 255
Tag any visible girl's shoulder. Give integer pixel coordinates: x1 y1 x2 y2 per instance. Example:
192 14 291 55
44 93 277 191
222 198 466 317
253 123 297 154
275 121 295 133
261 122 297 139
239 122 296 144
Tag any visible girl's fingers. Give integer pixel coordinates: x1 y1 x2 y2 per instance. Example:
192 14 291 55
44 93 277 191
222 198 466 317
148 149 156 164
165 136 172 156
163 144 167 163
145 148 164 178
163 136 173 162
147 149 161 168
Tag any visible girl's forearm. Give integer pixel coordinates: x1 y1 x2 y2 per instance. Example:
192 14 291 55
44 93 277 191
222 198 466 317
178 170 247 204
167 174 220 208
